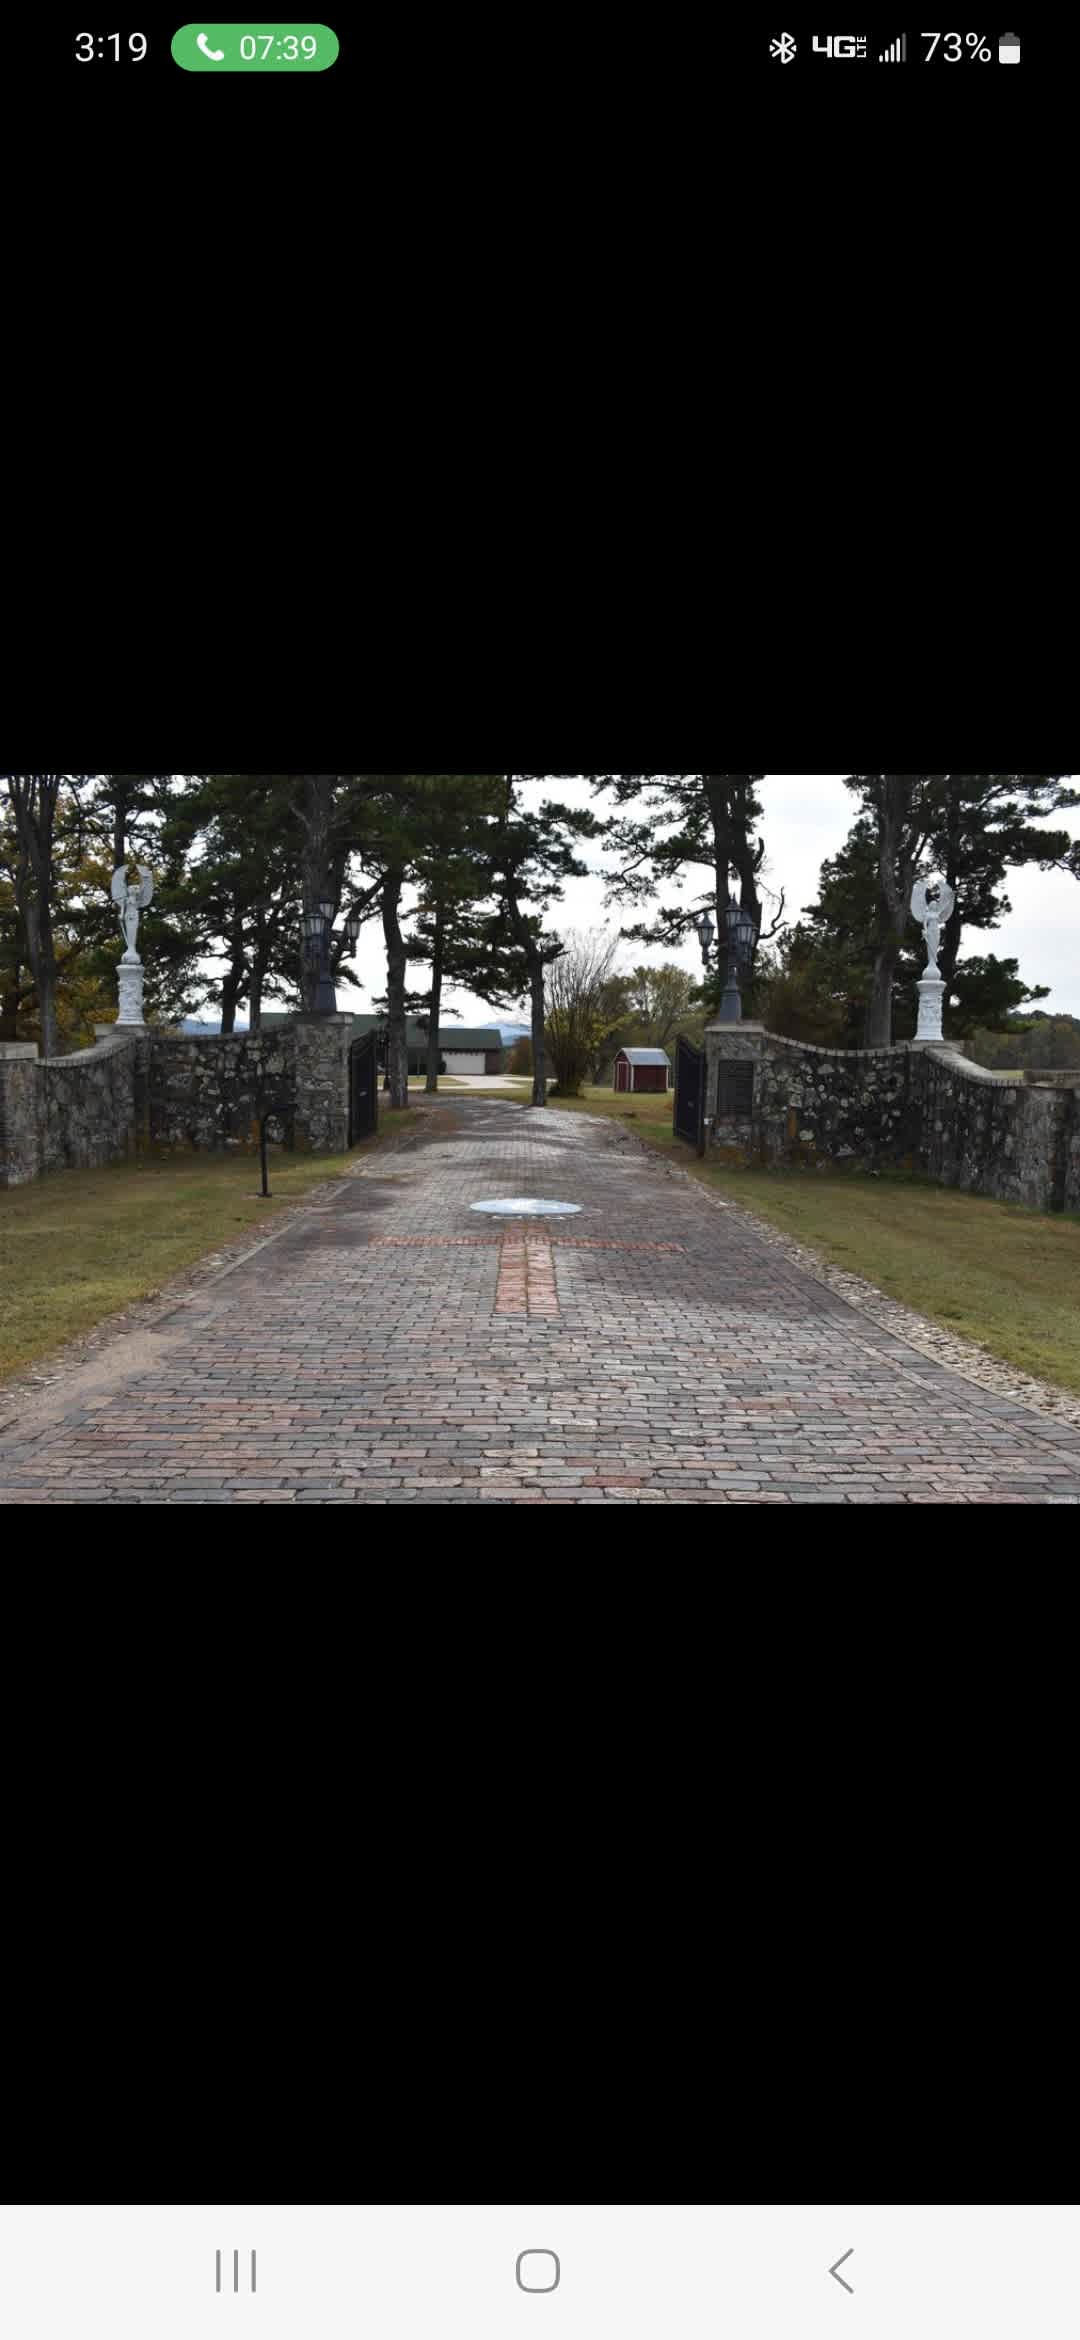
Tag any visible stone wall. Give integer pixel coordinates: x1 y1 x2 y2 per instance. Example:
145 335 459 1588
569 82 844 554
290 1014 352 1152
706 1025 921 1173
0 1044 43 1187
0 1031 149 1187
41 1030 150 1176
703 1022 1080 1214
917 1048 1078 1213
0 1013 355 1186
1065 1099 1080 1214
148 1028 297 1153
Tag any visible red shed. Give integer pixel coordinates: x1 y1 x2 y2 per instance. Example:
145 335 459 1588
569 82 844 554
613 1048 672 1094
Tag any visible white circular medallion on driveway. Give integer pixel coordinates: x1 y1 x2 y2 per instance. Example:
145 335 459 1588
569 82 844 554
469 1197 582 1216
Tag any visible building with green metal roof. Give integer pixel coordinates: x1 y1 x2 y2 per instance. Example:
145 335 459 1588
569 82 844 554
257 1012 506 1073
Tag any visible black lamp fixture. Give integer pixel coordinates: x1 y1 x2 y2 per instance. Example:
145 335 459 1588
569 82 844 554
694 909 715 967
302 894 368 1014
720 903 757 1024
302 895 340 1014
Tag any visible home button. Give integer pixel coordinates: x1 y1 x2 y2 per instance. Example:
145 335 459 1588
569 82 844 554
516 2250 561 2293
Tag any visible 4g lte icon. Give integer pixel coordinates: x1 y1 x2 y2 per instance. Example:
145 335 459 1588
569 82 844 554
812 33 868 56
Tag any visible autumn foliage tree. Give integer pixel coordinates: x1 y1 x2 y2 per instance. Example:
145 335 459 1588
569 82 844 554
543 931 624 1095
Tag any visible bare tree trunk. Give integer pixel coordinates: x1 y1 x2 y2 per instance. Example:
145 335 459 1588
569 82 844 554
704 774 764 996
938 774 965 997
9 776 61 1059
703 778 733 934
298 774 335 1011
20 892 58 1058
496 774 562 1108
426 904 444 1092
503 869 552 1106
382 867 409 1107
863 775 932 1046
1 979 22 1042
220 962 244 1034
528 954 548 1105
863 954 897 1049
249 914 266 1034
707 776 763 927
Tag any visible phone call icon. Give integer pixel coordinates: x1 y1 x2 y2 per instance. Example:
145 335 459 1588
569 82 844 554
196 32 226 58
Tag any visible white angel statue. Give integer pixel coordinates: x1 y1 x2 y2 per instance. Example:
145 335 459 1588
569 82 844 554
910 874 955 974
111 865 155 961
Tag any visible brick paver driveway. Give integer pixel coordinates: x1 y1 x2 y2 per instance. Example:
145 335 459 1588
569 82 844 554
4 1096 1080 1503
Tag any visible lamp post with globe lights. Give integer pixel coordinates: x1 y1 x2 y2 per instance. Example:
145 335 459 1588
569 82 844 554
720 902 757 1023
695 902 756 1022
302 897 364 1015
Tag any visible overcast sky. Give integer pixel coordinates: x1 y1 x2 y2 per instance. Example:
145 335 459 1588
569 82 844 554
329 776 1080 1025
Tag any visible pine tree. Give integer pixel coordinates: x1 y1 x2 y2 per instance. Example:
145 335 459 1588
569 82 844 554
400 776 504 1091
844 775 1077 1045
157 776 303 1031
594 775 778 1011
2 775 97 1057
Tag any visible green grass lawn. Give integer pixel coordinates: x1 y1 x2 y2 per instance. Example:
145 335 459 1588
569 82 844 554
478 1083 659 1120
475 1084 1080 1395
0 1110 418 1384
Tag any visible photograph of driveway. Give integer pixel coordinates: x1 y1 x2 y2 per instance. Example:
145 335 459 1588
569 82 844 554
4 1094 1080 1505
4 772 1079 1507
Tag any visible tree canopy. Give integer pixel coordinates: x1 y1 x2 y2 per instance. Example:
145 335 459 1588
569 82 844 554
2 774 1075 1071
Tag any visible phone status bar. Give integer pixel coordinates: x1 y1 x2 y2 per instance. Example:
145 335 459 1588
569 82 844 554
764 28 1033 67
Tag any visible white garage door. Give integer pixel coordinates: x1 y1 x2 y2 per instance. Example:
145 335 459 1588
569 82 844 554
445 1052 487 1074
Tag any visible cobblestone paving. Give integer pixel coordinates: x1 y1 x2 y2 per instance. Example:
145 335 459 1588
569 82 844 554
3 1096 1080 1505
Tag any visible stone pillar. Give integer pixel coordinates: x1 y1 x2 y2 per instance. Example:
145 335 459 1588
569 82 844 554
914 972 945 1044
703 1020 768 1159
116 958 145 1026
0 1042 43 1187
292 1014 352 1152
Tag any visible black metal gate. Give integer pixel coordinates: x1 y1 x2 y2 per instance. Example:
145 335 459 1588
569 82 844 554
674 1034 705 1153
348 1031 378 1144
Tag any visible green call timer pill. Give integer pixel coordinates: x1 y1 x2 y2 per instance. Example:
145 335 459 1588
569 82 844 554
171 23 339 69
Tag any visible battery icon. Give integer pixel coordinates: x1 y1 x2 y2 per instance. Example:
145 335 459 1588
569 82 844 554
998 31 1021 62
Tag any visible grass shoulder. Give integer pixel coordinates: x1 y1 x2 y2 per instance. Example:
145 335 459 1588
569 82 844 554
0 1108 418 1385
666 1147 1080 1398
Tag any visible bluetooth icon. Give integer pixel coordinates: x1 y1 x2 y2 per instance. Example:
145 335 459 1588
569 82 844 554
769 32 797 62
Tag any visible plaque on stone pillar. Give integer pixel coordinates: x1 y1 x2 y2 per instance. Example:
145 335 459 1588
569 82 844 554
715 1063 755 1116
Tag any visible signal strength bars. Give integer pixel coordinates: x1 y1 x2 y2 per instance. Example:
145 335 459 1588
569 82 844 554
878 32 907 60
